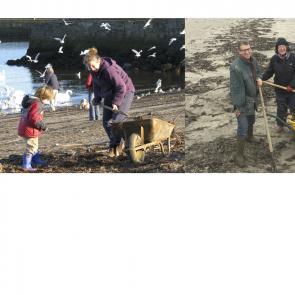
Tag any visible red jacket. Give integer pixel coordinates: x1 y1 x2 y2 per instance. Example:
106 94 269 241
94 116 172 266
18 95 45 138
86 73 93 90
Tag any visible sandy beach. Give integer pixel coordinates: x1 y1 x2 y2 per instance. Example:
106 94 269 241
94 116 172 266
0 91 185 173
186 18 295 172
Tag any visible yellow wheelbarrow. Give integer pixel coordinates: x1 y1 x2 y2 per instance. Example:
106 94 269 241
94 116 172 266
111 114 175 164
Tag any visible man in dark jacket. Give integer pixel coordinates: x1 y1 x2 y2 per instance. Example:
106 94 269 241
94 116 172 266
230 40 262 168
44 63 60 111
257 38 295 132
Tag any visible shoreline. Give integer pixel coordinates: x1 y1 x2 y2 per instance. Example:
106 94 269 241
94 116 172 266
0 91 185 173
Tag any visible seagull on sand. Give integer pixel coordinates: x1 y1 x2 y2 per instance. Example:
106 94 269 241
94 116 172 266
26 53 40 63
180 45 185 51
148 52 156 58
63 19 73 26
54 34 66 44
131 49 143 58
143 19 152 29
100 23 111 31
58 46 64 54
154 79 162 93
147 46 156 51
80 49 89 56
76 72 81 79
35 69 46 78
169 38 177 46
180 29 185 35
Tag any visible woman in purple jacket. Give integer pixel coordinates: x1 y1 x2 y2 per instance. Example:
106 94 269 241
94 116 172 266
84 47 135 157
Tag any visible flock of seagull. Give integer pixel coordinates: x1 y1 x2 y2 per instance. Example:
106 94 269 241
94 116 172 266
28 18 185 71
1 18 185 112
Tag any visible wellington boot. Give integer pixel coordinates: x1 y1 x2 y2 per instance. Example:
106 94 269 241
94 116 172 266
246 126 259 143
234 138 246 168
22 154 37 172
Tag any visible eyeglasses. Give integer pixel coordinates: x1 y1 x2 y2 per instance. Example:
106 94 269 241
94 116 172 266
239 47 252 52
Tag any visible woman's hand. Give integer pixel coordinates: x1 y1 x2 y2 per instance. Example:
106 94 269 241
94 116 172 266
112 104 118 112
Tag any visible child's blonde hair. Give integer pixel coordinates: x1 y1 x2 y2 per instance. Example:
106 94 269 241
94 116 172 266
34 86 54 101
83 47 101 66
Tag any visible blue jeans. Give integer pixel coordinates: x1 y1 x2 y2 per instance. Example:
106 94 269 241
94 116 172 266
103 92 134 148
236 113 255 139
88 91 100 121
276 91 295 127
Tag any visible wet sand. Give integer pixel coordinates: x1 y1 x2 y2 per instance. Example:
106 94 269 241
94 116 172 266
186 18 295 172
0 91 185 173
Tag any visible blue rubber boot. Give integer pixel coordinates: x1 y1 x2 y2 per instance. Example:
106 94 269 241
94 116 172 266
22 154 37 172
32 151 47 167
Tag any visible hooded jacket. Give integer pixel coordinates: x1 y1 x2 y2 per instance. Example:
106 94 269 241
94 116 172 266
18 95 46 138
262 52 295 93
45 72 60 90
91 57 135 106
230 56 261 115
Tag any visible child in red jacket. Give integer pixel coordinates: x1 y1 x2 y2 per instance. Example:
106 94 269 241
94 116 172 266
18 86 54 171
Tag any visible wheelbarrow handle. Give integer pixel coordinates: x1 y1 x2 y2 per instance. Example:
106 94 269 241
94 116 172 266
102 104 128 117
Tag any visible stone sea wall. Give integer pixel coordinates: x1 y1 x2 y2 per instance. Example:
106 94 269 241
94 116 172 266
4 18 185 72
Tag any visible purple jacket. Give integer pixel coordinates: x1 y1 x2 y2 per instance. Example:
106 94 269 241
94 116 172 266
91 57 135 106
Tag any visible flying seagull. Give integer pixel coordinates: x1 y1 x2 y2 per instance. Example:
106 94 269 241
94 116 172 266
131 49 143 58
26 53 40 63
54 34 66 44
35 69 46 78
63 19 73 26
100 23 111 31
58 46 64 54
147 46 156 52
180 29 185 35
80 49 89 56
148 52 156 58
76 72 81 79
143 19 152 29
169 38 177 46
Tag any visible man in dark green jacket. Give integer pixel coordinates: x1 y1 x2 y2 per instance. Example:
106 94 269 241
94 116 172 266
230 41 261 167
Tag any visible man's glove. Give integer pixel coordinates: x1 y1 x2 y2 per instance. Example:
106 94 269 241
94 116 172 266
286 85 293 93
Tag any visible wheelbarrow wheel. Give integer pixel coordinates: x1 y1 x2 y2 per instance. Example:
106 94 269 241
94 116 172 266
128 133 145 164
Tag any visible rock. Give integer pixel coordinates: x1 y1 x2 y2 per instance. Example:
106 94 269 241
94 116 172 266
161 63 173 72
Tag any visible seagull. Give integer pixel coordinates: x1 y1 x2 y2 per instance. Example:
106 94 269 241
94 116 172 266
180 29 185 35
35 69 46 78
58 46 63 54
26 53 40 63
169 38 177 46
63 19 72 26
147 46 156 52
180 45 185 51
80 49 89 56
54 34 66 44
100 23 111 31
76 72 81 79
143 19 152 29
148 52 156 58
154 79 162 93
131 49 142 58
